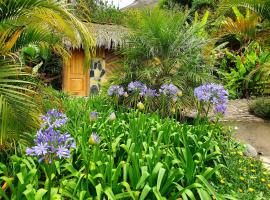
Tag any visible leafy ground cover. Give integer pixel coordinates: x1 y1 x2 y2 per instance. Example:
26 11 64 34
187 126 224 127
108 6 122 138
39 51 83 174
0 95 269 199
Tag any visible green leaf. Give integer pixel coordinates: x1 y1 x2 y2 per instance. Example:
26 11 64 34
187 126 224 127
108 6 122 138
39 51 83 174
95 183 103 200
104 187 116 200
35 189 47 200
136 166 150 190
152 187 166 200
156 168 166 191
139 184 151 200
17 172 24 184
197 188 211 200
196 175 220 200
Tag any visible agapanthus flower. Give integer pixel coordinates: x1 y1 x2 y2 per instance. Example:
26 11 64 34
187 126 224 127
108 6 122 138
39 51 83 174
89 133 100 145
194 83 228 115
90 111 99 121
40 109 67 128
140 88 158 97
26 110 76 163
108 85 125 97
128 81 147 92
159 84 179 101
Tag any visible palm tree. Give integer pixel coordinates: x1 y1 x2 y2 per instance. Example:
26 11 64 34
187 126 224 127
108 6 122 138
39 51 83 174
112 9 213 96
0 0 94 148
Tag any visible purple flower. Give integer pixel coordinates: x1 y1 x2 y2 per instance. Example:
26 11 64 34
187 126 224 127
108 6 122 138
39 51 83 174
108 85 125 97
140 88 158 97
90 111 99 121
26 110 76 163
56 146 70 159
128 81 147 92
159 84 179 101
40 109 67 128
194 83 228 115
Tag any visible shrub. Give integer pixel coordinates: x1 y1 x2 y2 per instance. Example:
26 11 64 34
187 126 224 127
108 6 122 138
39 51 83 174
249 97 270 119
111 8 214 99
216 42 270 99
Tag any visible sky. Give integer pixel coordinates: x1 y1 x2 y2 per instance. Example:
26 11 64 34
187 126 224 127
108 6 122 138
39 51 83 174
104 0 135 9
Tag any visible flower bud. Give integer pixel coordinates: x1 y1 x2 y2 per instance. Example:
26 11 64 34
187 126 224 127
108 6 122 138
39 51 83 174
137 102 145 111
109 112 116 121
177 90 183 97
89 111 98 121
89 133 100 145
124 92 128 97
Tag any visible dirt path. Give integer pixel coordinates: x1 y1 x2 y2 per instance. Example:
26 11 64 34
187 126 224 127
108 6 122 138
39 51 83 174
222 99 264 122
223 99 270 170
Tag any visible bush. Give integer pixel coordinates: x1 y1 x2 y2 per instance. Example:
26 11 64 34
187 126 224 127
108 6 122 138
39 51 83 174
249 97 270 119
216 42 270 99
111 8 214 98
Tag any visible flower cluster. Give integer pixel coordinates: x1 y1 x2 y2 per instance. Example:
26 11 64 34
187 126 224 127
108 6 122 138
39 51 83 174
194 83 228 115
128 81 147 92
108 85 125 97
140 88 158 97
108 82 181 99
159 84 179 101
26 110 76 163
40 109 68 128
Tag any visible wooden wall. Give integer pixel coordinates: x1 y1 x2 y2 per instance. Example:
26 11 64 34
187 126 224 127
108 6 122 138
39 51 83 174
63 48 122 96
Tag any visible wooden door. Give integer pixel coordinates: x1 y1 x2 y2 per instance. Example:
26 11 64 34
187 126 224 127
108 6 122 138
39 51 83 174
63 50 89 96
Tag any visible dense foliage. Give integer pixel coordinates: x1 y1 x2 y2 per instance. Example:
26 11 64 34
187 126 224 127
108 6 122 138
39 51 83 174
112 9 213 99
216 42 270 99
75 0 128 24
249 97 270 119
0 0 94 148
1 96 269 199
1 1 270 200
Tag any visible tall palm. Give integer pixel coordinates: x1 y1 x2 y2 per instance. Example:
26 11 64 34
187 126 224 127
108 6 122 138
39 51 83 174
0 0 94 148
112 9 213 97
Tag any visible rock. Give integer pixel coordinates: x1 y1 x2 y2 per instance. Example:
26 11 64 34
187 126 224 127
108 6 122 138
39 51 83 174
260 156 270 171
243 144 258 158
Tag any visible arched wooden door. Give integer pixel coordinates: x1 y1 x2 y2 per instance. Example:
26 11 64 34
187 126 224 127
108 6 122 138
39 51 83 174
63 50 89 96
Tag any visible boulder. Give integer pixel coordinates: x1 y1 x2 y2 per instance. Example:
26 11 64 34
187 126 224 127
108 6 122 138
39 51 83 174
243 144 258 158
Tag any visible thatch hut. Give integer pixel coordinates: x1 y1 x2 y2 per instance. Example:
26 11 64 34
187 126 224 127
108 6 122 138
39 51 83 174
63 23 128 96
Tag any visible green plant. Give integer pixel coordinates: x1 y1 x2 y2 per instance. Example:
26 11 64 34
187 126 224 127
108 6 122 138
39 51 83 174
111 8 213 102
216 7 262 46
75 0 128 25
217 42 270 98
1 96 269 199
215 147 270 200
217 0 270 21
249 97 270 119
159 0 218 10
0 0 94 147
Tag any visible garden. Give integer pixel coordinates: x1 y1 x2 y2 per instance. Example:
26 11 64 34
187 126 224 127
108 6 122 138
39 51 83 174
1 0 270 199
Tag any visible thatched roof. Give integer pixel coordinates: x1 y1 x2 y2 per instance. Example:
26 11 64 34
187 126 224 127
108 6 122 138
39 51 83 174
124 0 158 9
64 23 129 50
91 23 129 50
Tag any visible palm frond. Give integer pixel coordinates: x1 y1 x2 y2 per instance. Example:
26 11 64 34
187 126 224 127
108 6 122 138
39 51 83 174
0 60 39 147
218 0 270 20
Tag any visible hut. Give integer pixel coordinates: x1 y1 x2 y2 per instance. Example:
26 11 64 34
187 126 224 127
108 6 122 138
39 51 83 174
63 23 128 96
